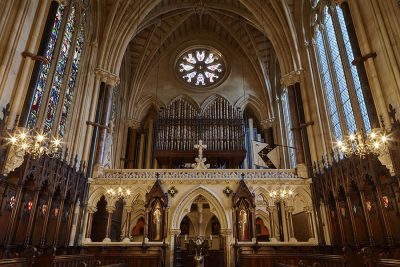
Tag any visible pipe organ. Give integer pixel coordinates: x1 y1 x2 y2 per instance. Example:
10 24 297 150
154 97 246 168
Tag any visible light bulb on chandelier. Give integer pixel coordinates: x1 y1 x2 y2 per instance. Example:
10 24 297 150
268 187 294 202
7 128 62 159
106 186 131 199
336 129 388 158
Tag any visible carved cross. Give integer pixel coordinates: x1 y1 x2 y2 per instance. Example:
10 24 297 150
194 140 207 158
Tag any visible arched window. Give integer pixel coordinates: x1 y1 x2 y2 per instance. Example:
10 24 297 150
24 0 85 138
281 89 296 168
314 3 371 144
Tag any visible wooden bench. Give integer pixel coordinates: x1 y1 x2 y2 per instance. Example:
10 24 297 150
0 258 32 267
375 259 400 267
98 264 127 267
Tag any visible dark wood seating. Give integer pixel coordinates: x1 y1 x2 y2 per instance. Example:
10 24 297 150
375 259 400 267
0 258 32 267
98 264 128 267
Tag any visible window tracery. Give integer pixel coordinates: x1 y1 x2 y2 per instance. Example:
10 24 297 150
26 0 86 139
176 47 226 88
313 3 372 143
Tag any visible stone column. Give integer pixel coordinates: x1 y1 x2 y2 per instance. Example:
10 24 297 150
137 133 145 169
123 206 133 242
267 202 277 242
127 120 140 169
145 119 154 169
103 205 115 242
84 206 97 242
285 205 297 242
248 118 254 168
198 203 204 236
281 71 308 177
93 68 120 177
304 206 316 242
169 228 181 267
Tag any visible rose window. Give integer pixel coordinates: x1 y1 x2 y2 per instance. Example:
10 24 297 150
177 47 226 88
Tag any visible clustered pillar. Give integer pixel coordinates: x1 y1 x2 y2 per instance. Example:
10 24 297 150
92 68 120 177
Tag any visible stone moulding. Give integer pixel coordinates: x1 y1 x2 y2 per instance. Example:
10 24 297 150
98 169 299 180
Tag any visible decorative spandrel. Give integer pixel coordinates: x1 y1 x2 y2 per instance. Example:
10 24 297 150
176 47 226 88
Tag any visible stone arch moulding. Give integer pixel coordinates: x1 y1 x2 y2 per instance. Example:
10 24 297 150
87 187 107 208
128 94 165 122
170 185 230 231
234 94 269 121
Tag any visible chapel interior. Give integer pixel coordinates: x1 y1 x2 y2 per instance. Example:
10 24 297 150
0 0 400 267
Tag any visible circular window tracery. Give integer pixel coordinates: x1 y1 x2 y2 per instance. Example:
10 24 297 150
176 47 226 88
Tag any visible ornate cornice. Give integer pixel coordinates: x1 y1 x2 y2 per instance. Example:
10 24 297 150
280 69 305 87
97 169 299 180
94 68 120 86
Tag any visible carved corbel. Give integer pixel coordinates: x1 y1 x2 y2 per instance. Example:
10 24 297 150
94 68 120 86
280 69 305 87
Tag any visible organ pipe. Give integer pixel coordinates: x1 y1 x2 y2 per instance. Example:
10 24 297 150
154 98 245 152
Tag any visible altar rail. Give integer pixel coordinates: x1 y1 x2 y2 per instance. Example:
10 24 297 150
97 168 299 180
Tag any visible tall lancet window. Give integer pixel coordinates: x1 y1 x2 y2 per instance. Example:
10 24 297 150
314 3 371 143
24 0 85 138
281 89 296 168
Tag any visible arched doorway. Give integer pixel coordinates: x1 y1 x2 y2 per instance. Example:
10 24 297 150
177 195 224 267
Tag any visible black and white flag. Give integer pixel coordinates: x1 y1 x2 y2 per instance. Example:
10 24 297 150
252 141 280 168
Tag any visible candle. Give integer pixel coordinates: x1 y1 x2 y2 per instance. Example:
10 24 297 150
185 234 188 241
210 234 212 240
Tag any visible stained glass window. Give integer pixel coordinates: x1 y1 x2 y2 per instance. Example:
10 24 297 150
282 90 296 168
177 47 226 88
314 4 371 144
58 28 84 137
27 5 64 129
43 6 76 134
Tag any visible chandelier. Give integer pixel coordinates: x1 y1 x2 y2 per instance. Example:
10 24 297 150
336 129 388 158
268 187 294 202
7 128 62 159
106 186 132 199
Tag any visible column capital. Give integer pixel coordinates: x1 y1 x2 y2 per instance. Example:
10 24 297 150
260 118 275 130
94 68 120 86
280 69 304 87
285 206 295 213
87 206 97 213
106 205 116 213
169 228 181 236
220 229 232 236
126 119 141 129
303 206 313 213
